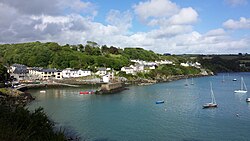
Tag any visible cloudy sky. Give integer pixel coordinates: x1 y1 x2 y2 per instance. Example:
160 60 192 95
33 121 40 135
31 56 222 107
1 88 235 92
0 0 250 54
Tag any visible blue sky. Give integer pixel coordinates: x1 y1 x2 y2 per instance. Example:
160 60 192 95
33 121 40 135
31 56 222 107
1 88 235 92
0 0 250 54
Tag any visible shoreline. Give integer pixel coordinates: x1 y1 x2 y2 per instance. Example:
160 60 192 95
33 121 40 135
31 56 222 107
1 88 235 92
16 73 213 93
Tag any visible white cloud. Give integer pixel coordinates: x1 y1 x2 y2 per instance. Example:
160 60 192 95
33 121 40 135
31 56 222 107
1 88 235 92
225 0 248 7
168 7 198 25
205 28 226 36
106 10 132 34
133 0 179 21
148 25 193 38
223 17 250 29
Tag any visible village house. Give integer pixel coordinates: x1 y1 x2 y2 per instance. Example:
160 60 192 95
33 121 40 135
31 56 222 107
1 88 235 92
9 64 28 81
62 68 91 78
155 60 173 65
29 68 62 80
102 71 115 83
180 62 201 68
121 66 135 75
180 62 190 67
96 67 108 76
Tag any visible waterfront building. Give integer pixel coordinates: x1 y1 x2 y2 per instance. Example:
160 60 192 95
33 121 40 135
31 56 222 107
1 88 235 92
62 68 91 78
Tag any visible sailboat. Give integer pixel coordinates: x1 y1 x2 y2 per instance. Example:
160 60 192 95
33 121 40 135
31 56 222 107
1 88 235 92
222 75 225 83
185 78 188 86
234 77 247 93
191 78 194 85
203 82 217 109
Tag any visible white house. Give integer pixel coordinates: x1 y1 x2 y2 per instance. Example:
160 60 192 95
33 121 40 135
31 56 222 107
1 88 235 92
134 64 144 72
102 74 110 83
155 60 173 65
121 67 134 74
96 67 107 76
62 68 91 78
180 63 189 67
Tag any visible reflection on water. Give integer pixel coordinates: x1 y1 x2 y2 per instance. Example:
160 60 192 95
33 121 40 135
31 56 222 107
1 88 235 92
28 73 250 141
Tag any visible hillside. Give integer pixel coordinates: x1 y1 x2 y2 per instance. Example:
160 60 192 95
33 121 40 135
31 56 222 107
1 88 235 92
0 41 182 70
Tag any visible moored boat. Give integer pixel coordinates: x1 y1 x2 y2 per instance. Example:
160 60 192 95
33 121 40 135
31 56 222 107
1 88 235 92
156 100 164 104
203 103 217 108
40 90 46 93
203 82 217 109
234 77 247 93
79 91 95 95
246 98 250 102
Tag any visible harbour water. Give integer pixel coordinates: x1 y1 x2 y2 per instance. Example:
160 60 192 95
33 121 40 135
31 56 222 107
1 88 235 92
28 73 250 141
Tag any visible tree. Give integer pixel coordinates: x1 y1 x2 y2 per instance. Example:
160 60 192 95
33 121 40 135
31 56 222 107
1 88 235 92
0 64 9 83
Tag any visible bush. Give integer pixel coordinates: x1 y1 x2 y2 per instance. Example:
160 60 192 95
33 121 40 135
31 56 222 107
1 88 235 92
0 105 67 141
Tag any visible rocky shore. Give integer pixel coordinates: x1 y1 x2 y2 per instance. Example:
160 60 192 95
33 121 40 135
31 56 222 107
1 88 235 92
0 88 35 108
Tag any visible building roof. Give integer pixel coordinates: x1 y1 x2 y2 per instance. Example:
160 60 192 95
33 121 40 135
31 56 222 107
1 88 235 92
97 67 107 71
40 69 62 72
13 67 28 74
12 64 27 69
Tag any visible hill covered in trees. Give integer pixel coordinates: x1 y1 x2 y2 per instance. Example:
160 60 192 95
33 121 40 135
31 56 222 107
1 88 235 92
0 41 179 71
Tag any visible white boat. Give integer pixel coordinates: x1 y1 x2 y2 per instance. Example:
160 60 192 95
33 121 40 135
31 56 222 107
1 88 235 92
40 90 46 93
191 78 194 85
246 98 250 102
233 78 237 81
222 75 225 82
234 77 247 93
185 78 188 86
203 82 217 109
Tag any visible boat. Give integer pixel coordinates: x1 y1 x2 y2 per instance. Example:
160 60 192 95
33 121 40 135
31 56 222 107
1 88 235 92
156 100 164 104
40 90 46 93
222 75 225 83
234 77 247 93
79 91 95 95
191 78 194 85
185 78 188 86
233 79 237 81
246 98 250 102
203 82 217 109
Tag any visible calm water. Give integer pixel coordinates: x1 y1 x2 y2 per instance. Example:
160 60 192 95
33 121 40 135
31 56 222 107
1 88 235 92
28 73 250 141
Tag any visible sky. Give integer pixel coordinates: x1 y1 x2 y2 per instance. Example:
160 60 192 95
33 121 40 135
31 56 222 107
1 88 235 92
0 0 250 54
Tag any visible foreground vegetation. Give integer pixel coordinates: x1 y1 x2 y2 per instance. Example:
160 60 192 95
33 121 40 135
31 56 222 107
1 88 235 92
0 105 67 141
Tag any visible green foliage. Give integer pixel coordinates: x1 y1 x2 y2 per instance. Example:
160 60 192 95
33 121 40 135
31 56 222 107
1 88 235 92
198 56 243 73
149 65 201 78
123 48 159 61
1 42 160 71
0 105 66 141
0 63 9 83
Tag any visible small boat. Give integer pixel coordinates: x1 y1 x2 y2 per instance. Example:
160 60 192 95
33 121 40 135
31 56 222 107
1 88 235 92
191 78 194 85
79 91 95 95
234 77 247 93
233 79 237 81
40 90 46 93
222 75 225 83
156 100 164 104
185 78 188 86
246 98 250 102
203 82 217 109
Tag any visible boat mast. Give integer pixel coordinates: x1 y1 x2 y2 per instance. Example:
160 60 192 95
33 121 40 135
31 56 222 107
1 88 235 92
241 77 243 90
242 77 248 91
210 82 216 104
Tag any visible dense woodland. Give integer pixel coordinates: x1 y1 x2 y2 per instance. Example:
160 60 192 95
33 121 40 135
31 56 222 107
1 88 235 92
197 55 250 73
0 41 175 71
